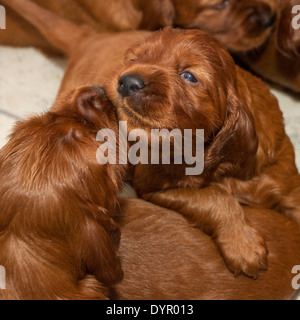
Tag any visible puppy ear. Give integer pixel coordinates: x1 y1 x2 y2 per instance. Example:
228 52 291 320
206 85 258 180
71 85 113 127
140 0 175 30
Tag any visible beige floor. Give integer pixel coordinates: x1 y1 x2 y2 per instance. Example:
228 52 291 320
0 45 299 299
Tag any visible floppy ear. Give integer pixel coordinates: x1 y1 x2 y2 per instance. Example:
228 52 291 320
140 0 175 30
71 85 112 125
206 85 258 181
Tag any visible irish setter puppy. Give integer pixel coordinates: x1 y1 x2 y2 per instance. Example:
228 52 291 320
0 85 126 300
0 0 277 53
107 27 300 278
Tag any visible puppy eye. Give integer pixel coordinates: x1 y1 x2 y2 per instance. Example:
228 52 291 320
181 72 198 83
214 0 230 10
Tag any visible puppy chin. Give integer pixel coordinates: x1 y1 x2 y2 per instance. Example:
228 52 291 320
117 101 153 134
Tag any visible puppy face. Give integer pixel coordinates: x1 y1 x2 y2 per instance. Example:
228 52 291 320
109 28 258 178
172 0 279 52
110 28 237 137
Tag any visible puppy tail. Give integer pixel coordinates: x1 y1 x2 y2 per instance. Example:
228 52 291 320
1 0 95 56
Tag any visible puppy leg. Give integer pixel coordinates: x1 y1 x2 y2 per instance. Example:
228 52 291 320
143 186 268 278
75 275 109 300
78 214 123 286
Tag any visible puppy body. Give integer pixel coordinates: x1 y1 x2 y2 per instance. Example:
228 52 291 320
0 86 126 299
116 198 300 300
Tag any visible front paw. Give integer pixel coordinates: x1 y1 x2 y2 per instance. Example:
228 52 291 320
216 224 268 279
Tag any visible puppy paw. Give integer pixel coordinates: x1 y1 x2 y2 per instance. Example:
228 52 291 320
216 224 268 279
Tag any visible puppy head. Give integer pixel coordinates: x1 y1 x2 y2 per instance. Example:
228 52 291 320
109 28 258 179
1 86 124 217
172 0 278 52
52 85 127 213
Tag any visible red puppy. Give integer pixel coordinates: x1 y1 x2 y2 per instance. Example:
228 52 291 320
0 85 126 300
108 28 300 278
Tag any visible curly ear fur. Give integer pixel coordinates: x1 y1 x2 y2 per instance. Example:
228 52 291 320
206 82 258 181
71 85 112 126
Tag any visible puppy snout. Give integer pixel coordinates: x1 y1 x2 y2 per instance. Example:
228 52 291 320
118 73 145 98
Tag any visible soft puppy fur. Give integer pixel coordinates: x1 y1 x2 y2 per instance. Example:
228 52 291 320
0 0 174 54
1 0 277 53
116 198 300 300
0 85 126 300
2 0 300 285
4 0 300 92
1 0 300 300
108 27 300 278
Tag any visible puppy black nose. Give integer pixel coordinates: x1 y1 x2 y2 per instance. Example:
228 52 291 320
118 74 145 98
260 12 276 29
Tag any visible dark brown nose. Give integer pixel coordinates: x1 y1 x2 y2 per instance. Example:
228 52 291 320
118 73 145 98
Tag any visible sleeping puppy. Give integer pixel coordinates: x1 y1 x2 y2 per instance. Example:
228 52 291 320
108 27 300 278
172 0 278 52
0 85 126 300
0 0 276 53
